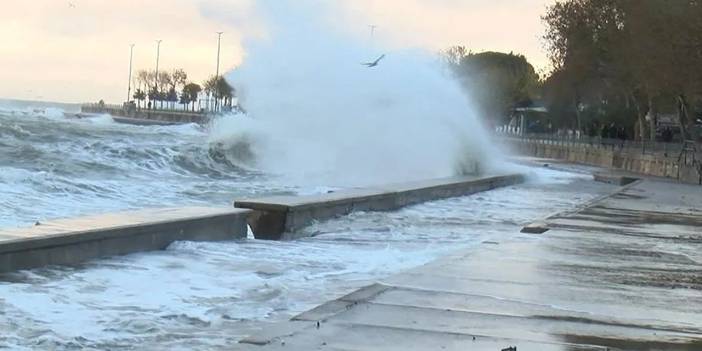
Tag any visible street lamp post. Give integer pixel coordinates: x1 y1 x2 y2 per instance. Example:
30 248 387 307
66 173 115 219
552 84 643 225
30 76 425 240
154 39 162 109
127 44 135 104
214 31 223 112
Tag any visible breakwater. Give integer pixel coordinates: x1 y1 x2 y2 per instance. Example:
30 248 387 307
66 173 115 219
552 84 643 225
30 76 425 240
505 135 702 184
0 174 523 273
235 174 525 240
81 103 209 125
0 207 250 273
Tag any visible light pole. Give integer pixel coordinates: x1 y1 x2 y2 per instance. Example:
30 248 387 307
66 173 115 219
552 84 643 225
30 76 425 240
154 39 162 109
368 24 378 45
126 44 135 104
214 31 223 112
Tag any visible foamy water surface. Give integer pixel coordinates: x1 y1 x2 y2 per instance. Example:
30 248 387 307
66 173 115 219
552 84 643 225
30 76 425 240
0 107 615 350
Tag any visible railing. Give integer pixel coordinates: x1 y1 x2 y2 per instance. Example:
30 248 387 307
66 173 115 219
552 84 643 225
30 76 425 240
81 103 205 117
82 103 124 111
500 132 701 157
500 131 702 184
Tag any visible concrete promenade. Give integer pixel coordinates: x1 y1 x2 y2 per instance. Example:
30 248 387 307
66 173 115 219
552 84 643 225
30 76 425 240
0 207 250 273
239 176 702 350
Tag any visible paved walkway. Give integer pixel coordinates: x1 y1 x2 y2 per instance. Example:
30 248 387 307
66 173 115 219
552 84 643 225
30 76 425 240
239 177 702 350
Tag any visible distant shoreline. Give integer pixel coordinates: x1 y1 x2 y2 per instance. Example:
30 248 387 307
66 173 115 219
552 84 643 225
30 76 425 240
0 97 82 112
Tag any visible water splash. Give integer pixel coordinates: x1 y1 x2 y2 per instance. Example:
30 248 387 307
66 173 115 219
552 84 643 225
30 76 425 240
208 0 502 187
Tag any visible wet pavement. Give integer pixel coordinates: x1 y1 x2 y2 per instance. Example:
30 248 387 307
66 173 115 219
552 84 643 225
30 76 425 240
238 176 702 350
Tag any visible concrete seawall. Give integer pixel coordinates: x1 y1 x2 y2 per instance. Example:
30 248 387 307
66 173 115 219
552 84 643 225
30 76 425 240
505 137 702 184
235 174 524 240
0 207 250 273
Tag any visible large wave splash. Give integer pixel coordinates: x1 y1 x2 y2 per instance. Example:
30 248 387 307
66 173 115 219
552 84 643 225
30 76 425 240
206 0 500 187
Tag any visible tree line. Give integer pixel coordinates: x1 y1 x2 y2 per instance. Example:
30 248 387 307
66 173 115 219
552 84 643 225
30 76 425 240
542 0 702 141
445 0 702 142
132 68 235 113
442 47 540 129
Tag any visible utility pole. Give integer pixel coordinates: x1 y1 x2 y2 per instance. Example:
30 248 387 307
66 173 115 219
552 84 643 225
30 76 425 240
215 31 223 112
127 44 135 103
154 39 162 109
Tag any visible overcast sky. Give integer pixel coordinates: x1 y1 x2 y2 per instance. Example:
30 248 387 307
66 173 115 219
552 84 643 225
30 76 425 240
0 0 552 103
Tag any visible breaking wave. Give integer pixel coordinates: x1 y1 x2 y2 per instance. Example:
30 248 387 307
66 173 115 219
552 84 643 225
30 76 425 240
0 106 288 228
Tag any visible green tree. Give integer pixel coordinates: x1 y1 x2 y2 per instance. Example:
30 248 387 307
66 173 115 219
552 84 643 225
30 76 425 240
542 0 702 141
133 89 146 109
182 82 202 112
169 69 187 109
157 72 172 109
172 69 187 90
204 76 235 112
446 50 540 125
167 87 178 109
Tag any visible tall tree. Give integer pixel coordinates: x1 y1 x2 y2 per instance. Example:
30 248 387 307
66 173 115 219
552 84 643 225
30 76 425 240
445 50 540 125
157 72 172 109
133 89 146 109
182 83 202 112
542 0 702 141
204 76 235 112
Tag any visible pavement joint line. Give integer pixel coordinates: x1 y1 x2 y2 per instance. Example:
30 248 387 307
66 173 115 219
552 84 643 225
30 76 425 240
520 176 643 235
352 300 702 335
543 178 643 221
382 272 682 298
373 284 575 308
290 283 393 322
547 223 702 242
335 321 611 350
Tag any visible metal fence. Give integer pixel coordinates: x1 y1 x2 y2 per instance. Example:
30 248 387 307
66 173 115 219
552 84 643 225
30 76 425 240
81 103 205 117
501 132 700 157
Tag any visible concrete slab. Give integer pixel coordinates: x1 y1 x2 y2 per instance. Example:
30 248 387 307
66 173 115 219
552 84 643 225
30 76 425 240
241 178 702 350
0 207 250 273
235 174 524 240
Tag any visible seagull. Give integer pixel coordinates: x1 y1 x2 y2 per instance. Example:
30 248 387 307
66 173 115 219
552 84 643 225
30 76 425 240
361 54 385 68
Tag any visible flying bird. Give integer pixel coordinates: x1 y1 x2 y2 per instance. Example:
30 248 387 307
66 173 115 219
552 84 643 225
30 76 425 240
361 54 385 68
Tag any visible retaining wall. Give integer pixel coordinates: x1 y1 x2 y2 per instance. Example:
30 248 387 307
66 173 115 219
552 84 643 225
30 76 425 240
506 138 702 185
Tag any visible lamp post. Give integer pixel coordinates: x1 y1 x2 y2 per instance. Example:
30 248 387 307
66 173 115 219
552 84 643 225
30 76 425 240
154 39 162 109
214 31 223 112
126 44 135 103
